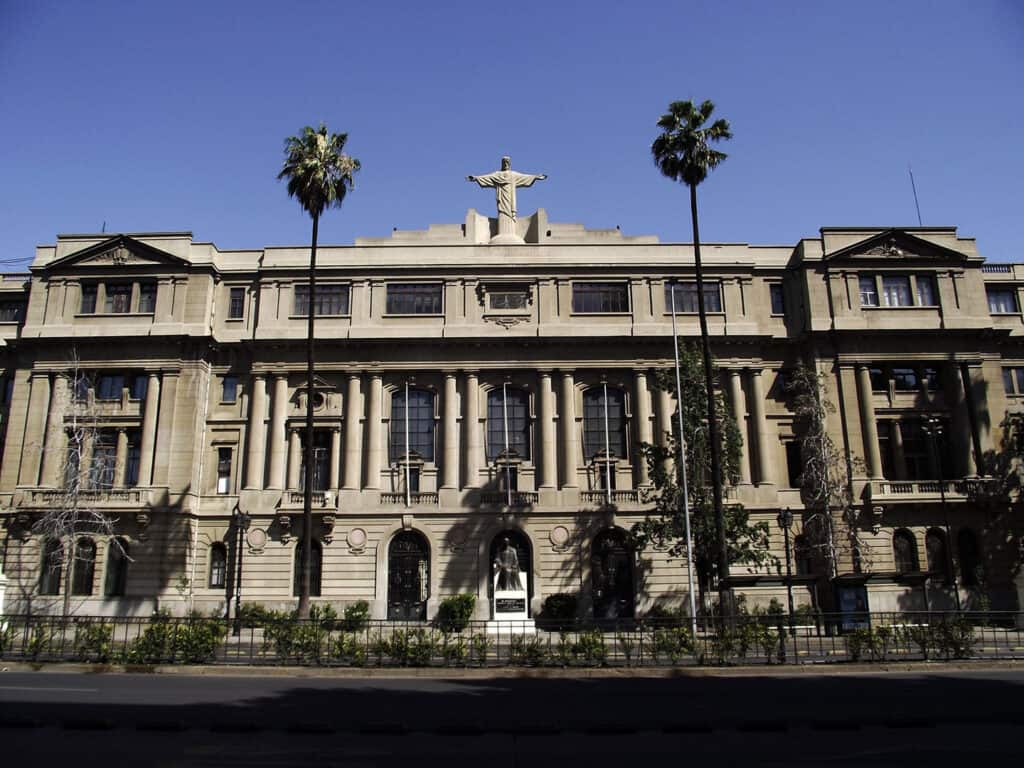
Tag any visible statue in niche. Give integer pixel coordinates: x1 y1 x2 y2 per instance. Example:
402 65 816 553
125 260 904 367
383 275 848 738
467 156 547 241
493 536 523 591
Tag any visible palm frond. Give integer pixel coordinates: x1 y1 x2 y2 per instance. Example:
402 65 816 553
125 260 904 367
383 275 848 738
651 99 732 188
278 123 360 219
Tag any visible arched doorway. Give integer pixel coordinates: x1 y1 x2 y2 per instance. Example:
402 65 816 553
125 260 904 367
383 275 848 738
591 528 635 619
488 530 533 616
388 531 429 620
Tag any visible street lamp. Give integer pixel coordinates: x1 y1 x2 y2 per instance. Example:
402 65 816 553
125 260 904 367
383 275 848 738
232 508 251 636
777 507 795 633
921 415 961 613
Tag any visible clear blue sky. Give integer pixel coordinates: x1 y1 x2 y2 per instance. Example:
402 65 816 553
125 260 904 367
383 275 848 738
1 0 1021 268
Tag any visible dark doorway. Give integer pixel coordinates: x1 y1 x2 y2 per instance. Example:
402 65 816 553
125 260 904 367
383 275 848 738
591 528 635 619
488 530 532 616
388 531 429 620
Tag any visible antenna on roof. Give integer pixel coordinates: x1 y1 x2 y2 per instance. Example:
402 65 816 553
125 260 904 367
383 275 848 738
101 221 106 233
908 165 922 226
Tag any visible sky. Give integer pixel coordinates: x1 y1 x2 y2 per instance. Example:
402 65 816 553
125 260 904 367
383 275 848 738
0 0 1021 268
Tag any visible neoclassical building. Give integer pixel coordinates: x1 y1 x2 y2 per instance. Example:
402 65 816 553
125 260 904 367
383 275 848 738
0 206 1022 620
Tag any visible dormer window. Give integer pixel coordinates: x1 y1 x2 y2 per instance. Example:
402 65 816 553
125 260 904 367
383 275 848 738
80 281 158 315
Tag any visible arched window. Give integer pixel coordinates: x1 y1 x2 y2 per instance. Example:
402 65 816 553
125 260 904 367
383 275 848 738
582 387 626 460
104 538 129 597
793 535 812 576
486 387 531 461
209 542 227 589
39 538 63 596
893 529 918 574
293 540 323 597
72 538 97 595
957 528 982 587
389 387 435 462
925 528 950 581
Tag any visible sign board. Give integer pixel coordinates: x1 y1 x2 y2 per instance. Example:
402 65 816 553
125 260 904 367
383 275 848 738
495 597 526 613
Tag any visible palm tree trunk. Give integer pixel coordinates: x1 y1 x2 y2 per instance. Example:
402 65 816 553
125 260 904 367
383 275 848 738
298 213 319 620
688 183 731 609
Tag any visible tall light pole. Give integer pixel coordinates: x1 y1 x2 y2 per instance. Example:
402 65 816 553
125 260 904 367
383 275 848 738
922 415 961 612
777 507 795 634
232 508 251 636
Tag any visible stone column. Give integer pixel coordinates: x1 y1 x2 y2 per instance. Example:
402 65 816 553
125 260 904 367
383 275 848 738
329 423 342 489
137 373 160 487
538 371 557 488
244 374 267 490
267 374 288 490
964 364 992 467
728 369 751 484
113 428 129 488
891 421 907 480
655 386 675 479
464 372 481 488
41 375 69 487
634 371 653 486
948 364 976 476
855 364 883 479
343 374 362 489
365 374 383 489
748 369 773 485
560 372 578 488
441 372 458 489
287 428 301 490
19 373 50 487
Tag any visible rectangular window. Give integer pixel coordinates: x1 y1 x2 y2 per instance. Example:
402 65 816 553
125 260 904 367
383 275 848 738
403 466 421 494
0 301 25 322
89 434 116 490
104 284 132 314
882 276 913 307
228 287 246 319
869 367 887 391
216 447 232 494
486 389 531 461
487 286 529 311
987 287 1019 314
785 441 802 488
130 374 148 401
900 421 929 480
923 367 940 391
497 465 518 492
915 275 938 306
573 282 631 314
125 433 141 487
1003 366 1024 395
222 375 238 403
137 282 157 313
96 374 124 400
769 284 786 316
385 283 443 315
80 284 98 314
892 368 918 391
877 421 895 479
664 282 722 313
859 276 878 307
389 388 436 461
294 284 350 316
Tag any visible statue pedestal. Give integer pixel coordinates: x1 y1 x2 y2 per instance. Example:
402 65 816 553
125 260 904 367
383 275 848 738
487 585 534 634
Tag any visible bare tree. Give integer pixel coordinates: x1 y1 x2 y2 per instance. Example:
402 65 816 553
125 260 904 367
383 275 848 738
787 363 870 579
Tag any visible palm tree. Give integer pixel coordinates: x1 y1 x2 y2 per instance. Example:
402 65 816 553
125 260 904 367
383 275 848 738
651 100 733 608
279 124 360 618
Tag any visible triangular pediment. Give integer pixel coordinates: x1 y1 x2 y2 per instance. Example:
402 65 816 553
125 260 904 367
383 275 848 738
824 229 969 265
45 235 190 271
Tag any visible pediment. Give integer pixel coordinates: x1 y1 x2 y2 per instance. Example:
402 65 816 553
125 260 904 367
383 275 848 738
46 235 190 271
292 375 337 399
824 229 969 265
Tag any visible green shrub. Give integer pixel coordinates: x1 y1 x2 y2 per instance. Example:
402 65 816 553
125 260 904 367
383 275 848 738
125 613 226 665
572 630 607 666
73 621 113 663
441 634 469 666
342 601 371 632
898 624 934 659
238 603 282 628
26 624 51 661
332 633 367 666
509 634 546 666
541 593 577 621
0 623 13 656
933 617 976 660
844 627 871 662
650 627 694 664
435 594 475 634
470 633 492 666
386 628 438 666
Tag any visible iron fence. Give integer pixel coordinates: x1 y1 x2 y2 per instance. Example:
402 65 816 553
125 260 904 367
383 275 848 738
1 611 1022 668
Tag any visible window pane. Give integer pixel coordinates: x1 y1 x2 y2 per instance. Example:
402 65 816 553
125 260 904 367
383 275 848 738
390 388 435 461
104 539 129 597
222 375 238 403
893 530 918 574
72 539 96 595
90 435 116 489
665 282 721 313
892 368 918 391
489 291 528 310
769 284 785 315
386 284 443 315
0 301 25 322
574 282 630 313
1004 368 1015 394
869 367 886 391
138 282 157 313
131 374 148 400
105 284 132 313
80 284 98 314
923 367 939 391
96 375 124 400
859 276 878 307
882 276 912 307
1016 368 1024 394
40 539 63 595
582 387 626 459
988 287 1019 314
228 287 245 319
125 433 140 487
294 285 309 316
915 275 937 306
209 543 226 588
486 388 530 461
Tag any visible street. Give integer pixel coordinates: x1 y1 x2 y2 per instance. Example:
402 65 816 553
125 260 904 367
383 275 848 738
0 667 1022 766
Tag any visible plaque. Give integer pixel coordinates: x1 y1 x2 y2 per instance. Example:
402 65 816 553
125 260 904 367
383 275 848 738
496 598 526 613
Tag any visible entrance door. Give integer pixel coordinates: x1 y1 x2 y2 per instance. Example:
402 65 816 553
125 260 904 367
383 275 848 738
591 528 635 619
388 531 429 620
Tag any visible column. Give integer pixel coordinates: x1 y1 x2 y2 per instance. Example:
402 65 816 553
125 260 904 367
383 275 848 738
329 427 341 489
18 373 50 487
464 372 481 487
343 374 362 489
634 371 653 486
267 374 288 490
441 373 458 489
891 421 906 479
113 428 129 487
538 372 557 488
137 373 160 487
41 374 69 486
855 364 883 479
244 374 267 490
656 386 675 479
948 364 976 476
965 364 992 464
728 369 751 484
560 371 578 488
748 369 774 485
287 428 301 490
365 374 383 489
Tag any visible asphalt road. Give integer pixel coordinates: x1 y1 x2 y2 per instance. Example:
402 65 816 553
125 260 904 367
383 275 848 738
1 668 1022 766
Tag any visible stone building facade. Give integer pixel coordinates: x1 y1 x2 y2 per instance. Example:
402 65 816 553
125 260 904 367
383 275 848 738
0 208 1021 619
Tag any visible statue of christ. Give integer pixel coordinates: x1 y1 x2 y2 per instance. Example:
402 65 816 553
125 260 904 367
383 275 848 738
467 156 547 242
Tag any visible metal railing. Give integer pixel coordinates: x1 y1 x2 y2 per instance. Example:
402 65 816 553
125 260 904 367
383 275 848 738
479 491 539 506
2 611 1021 668
379 492 438 506
580 489 640 504
873 478 999 498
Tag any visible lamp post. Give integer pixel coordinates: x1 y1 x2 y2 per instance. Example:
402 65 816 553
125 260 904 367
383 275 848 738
777 507 795 634
232 508 251 636
921 415 961 613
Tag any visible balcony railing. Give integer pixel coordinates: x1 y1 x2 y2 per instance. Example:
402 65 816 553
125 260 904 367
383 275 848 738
285 490 327 507
581 489 640 505
872 478 1001 499
380 492 438 506
29 488 143 505
981 264 1012 273
479 490 539 506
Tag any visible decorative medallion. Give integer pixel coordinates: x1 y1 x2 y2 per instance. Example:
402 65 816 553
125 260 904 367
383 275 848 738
247 527 267 554
447 525 467 552
550 525 570 550
347 527 367 553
